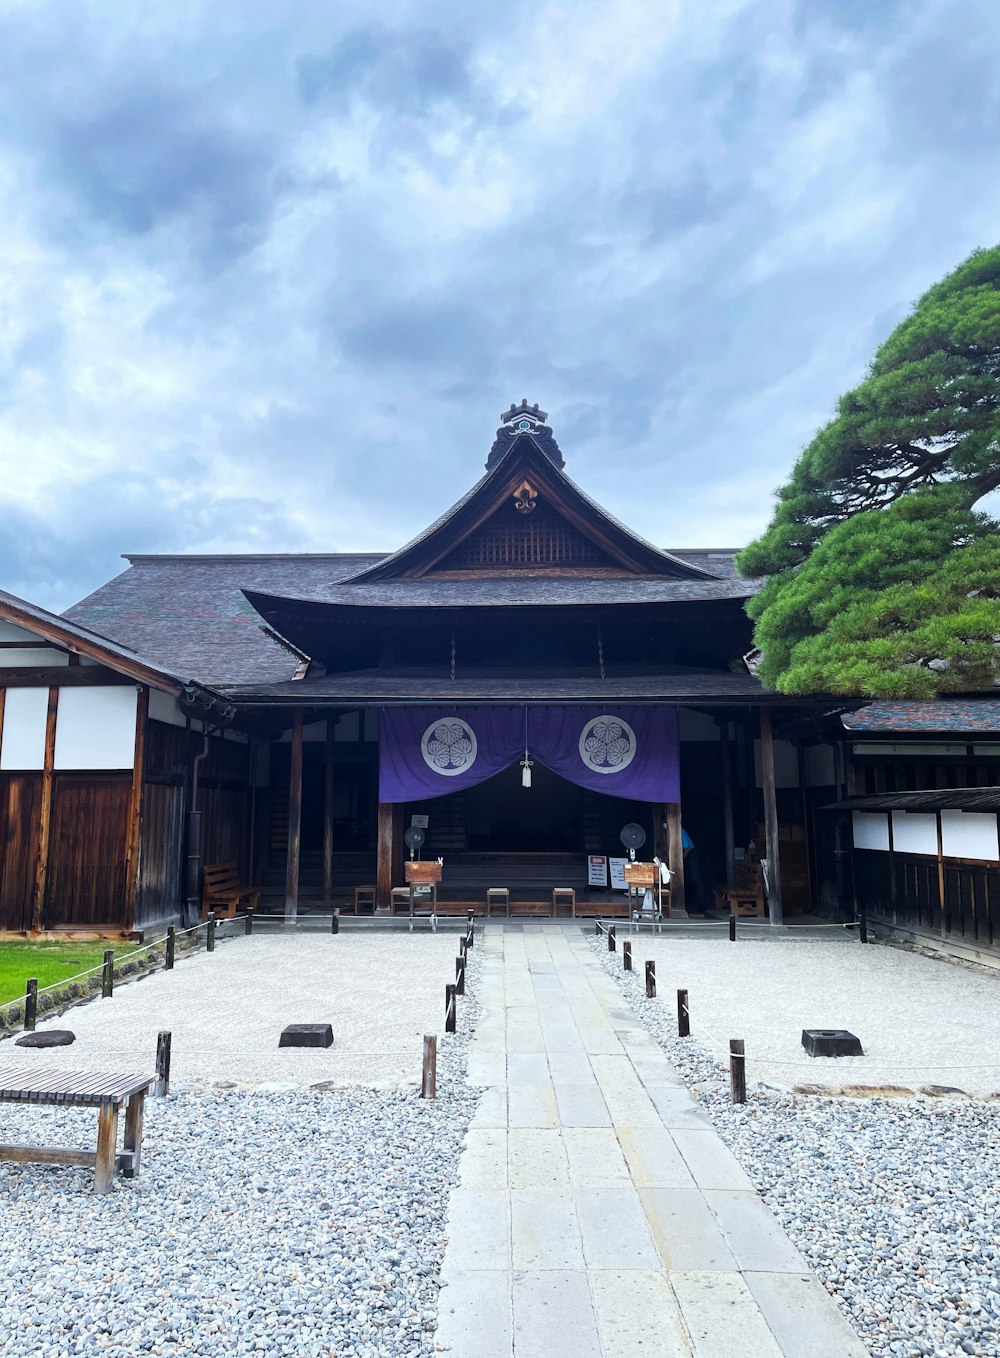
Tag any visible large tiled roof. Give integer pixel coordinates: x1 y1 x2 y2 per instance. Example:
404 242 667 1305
65 550 751 689
842 701 1000 735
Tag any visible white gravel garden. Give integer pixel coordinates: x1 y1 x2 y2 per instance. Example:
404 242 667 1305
0 928 483 1358
591 931 1000 1358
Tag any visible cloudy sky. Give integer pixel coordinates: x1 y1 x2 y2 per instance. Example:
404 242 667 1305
1 0 998 610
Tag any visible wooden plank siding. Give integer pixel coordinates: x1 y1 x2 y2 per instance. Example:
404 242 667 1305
0 774 42 931
43 774 131 927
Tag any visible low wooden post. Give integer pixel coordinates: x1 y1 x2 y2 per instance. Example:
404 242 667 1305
24 979 37 1032
730 1038 746 1104
459 935 467 960
467 915 475 949
729 914 737 943
165 926 176 970
102 950 115 999
330 909 339 935
421 1034 437 1099
245 909 254 936
595 919 602 935
622 940 632 972
607 924 616 953
455 955 466 996
677 988 690 1037
645 960 656 998
445 984 457 1034
206 912 216 953
155 1030 172 1097
859 913 868 945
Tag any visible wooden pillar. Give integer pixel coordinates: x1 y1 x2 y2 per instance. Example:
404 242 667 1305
284 708 304 923
322 719 335 903
123 686 149 935
31 687 59 933
759 707 784 926
376 802 397 910
721 722 736 886
665 801 686 916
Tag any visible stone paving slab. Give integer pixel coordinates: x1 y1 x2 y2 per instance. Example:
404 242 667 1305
437 924 867 1358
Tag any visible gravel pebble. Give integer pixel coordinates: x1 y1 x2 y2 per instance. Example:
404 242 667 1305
591 934 1000 1358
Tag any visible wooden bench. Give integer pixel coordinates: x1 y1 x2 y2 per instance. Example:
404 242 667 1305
0 1063 153 1194
202 862 260 920
713 861 766 917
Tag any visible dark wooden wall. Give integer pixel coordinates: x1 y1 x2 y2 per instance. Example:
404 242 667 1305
856 847 1000 949
44 774 130 927
0 773 41 931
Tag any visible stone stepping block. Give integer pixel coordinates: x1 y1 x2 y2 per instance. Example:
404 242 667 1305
279 1023 334 1049
16 1030 75 1048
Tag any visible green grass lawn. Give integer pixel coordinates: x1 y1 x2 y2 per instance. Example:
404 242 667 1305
0 940 136 1007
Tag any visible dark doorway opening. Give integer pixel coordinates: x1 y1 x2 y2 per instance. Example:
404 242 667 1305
464 762 584 852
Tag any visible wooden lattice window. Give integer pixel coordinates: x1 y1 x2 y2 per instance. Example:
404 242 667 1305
434 500 617 571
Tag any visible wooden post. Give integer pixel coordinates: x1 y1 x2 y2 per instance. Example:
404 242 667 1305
123 686 148 935
246 908 254 935
102 949 114 998
859 912 868 945
322 719 335 904
165 926 176 969
445 983 456 1034
206 911 217 951
759 707 784 927
376 802 396 910
155 1030 172 1097
622 940 632 971
467 912 475 948
935 810 948 939
285 708 304 924
730 1038 746 1104
24 978 37 1032
421 1034 437 1099
665 801 686 915
31 687 59 933
330 909 339 935
455 955 465 995
94 1103 119 1194
645 960 656 998
721 722 736 886
607 924 616 952
677 988 689 1037
729 914 737 942
122 1091 145 1178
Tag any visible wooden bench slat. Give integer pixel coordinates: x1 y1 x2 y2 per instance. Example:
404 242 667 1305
0 1144 97 1167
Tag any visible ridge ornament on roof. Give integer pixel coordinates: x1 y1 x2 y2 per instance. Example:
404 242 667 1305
487 399 564 471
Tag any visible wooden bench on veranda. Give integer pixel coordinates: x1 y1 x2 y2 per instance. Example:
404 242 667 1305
202 862 260 920
0 1063 153 1194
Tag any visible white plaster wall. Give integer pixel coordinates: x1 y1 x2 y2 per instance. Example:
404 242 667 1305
940 811 999 863
853 811 890 851
891 811 937 855
0 620 41 642
149 689 188 728
54 687 138 770
0 688 50 769
1 648 69 667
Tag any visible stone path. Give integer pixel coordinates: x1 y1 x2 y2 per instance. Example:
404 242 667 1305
436 923 869 1358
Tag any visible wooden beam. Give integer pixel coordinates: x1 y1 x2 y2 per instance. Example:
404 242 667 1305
0 687 5 766
322 719 335 903
284 709 304 924
0 603 182 694
665 801 686 916
376 803 396 910
31 688 59 932
123 687 148 935
0 668 133 687
759 707 784 926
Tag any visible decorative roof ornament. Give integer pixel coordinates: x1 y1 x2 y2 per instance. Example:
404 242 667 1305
486 398 565 471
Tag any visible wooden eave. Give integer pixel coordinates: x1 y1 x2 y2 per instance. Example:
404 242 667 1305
346 435 715 582
0 598 184 695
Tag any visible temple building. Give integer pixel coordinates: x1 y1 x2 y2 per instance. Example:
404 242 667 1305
0 403 996 953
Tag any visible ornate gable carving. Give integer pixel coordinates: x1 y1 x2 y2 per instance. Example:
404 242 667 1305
431 497 619 573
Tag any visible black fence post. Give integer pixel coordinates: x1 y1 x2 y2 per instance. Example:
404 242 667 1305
330 909 339 935
467 915 475 949
165 926 176 970
421 1034 437 1099
445 983 457 1034
859 913 868 945
607 924 616 953
645 960 656 998
677 988 689 1037
622 940 632 972
246 909 254 936
102 950 115 999
455 954 466 996
24 979 38 1032
206 912 216 953
155 1030 172 1097
729 914 737 942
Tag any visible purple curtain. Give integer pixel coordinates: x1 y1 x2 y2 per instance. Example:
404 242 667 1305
379 706 679 803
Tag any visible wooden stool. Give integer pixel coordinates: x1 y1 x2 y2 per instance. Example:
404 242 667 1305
486 887 510 917
390 886 411 915
354 884 376 915
552 887 576 918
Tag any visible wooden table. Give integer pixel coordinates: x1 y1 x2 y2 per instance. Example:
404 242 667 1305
0 1063 153 1194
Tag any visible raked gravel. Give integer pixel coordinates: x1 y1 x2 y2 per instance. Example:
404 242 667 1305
0 940 483 1358
590 933 1000 1358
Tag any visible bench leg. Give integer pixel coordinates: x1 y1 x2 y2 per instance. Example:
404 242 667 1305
94 1104 119 1194
123 1092 145 1178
